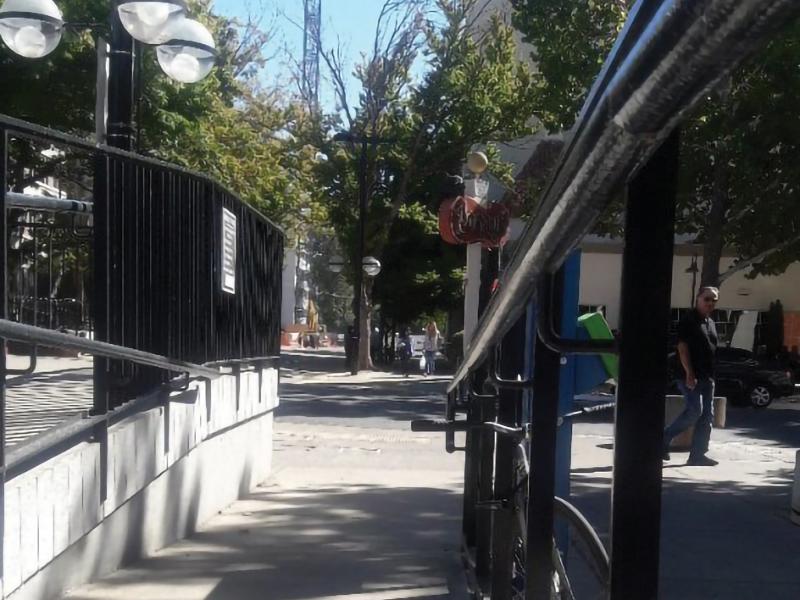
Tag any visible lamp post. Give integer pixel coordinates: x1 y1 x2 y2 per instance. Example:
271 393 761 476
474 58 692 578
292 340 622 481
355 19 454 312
686 255 699 306
0 0 217 150
332 131 392 374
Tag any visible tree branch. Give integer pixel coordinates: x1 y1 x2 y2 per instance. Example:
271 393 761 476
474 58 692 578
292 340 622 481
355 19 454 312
718 233 800 283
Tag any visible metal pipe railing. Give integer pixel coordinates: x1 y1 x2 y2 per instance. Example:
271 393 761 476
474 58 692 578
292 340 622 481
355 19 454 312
0 319 221 379
449 0 800 393
6 192 93 213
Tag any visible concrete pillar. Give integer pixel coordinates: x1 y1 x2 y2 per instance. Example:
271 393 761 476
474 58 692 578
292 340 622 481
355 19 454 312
281 247 297 328
462 178 489 355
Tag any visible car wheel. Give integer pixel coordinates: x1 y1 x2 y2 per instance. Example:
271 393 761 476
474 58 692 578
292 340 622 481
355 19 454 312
748 384 773 408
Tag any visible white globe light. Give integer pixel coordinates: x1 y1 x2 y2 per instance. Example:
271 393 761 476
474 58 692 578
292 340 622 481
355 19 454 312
156 17 216 83
117 0 184 45
136 2 168 26
329 255 344 274
0 0 63 58
362 256 381 277
167 51 198 80
467 151 488 175
14 24 44 55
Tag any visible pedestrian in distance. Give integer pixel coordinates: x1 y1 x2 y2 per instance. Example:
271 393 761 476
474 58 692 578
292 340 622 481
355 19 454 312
663 286 720 466
398 329 413 377
422 321 441 377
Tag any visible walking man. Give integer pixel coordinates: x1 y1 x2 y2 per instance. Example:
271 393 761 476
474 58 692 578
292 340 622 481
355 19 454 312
663 286 720 466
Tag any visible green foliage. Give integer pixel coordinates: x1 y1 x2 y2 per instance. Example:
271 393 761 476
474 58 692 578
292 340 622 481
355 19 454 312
511 0 627 131
372 203 465 327
314 0 539 327
0 0 324 230
511 0 800 281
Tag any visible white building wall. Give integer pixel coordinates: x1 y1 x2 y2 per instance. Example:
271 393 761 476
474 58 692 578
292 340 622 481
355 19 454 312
579 250 800 328
4 367 279 600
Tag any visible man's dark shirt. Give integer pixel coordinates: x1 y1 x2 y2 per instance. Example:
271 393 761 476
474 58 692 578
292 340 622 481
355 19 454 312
676 309 718 379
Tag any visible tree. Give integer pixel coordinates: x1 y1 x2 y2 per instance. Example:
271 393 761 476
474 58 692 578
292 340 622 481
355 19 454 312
313 0 539 370
372 202 465 330
511 1 800 288
0 0 325 231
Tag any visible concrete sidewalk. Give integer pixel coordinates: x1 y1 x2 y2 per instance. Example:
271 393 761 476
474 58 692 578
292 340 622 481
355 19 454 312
60 348 800 599
62 350 466 600
568 404 800 599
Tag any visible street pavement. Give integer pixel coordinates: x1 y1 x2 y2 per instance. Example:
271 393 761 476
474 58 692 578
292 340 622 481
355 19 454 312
569 396 800 599
5 355 93 447
60 346 800 599
63 347 467 600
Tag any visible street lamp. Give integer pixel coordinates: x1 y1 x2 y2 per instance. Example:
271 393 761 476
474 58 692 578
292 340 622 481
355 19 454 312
155 16 216 83
686 255 699 306
117 0 184 44
0 0 217 148
362 256 381 277
0 0 63 58
328 254 344 274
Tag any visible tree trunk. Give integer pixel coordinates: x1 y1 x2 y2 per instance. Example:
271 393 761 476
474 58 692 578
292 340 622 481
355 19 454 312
700 162 729 287
358 279 374 371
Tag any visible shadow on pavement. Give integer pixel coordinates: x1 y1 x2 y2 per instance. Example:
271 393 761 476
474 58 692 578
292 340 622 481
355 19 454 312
568 466 799 600
278 378 450 424
724 404 800 448
65 484 463 600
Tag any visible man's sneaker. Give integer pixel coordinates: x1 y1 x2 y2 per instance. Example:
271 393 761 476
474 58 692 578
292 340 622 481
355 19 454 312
662 442 671 461
686 455 718 466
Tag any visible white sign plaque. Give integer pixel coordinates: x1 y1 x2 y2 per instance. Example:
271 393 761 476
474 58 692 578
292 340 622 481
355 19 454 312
221 208 237 294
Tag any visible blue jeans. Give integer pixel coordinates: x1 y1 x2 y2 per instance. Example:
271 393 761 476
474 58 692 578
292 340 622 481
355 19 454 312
664 377 714 458
424 350 436 375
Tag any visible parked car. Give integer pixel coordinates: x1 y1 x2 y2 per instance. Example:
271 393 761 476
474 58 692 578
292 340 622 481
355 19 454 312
668 347 795 408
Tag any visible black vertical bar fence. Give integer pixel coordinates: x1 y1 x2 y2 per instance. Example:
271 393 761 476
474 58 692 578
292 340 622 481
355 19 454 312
609 131 680 600
92 155 283 408
0 113 284 414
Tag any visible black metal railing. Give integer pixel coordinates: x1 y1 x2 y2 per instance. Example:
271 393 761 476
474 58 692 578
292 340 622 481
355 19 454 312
1 111 284 414
434 1 800 600
450 0 800 392
94 151 283 402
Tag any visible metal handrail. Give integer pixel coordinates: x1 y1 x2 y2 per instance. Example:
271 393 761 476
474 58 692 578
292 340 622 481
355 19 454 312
448 0 800 393
6 192 93 213
0 319 221 379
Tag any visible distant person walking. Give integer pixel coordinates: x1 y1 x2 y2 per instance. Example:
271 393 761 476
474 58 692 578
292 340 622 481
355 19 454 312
422 321 441 376
663 286 720 466
398 329 412 377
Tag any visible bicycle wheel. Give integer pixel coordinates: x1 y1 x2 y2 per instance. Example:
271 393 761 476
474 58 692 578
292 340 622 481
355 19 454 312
504 494 609 600
552 496 609 599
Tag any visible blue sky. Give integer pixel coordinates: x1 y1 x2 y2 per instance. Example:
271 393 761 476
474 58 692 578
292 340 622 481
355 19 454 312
210 0 421 112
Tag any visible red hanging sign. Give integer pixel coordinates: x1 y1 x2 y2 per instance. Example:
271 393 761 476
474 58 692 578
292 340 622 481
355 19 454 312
438 195 510 248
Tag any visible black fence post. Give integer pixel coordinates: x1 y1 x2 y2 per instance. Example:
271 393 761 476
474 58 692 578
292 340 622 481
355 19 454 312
475 247 500 587
462 382 479 550
92 152 110 417
609 130 679 600
526 271 562 600
491 311 526 600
